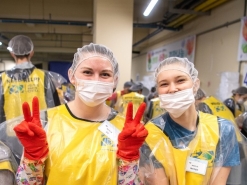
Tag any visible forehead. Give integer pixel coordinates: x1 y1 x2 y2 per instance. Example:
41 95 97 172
157 68 191 82
77 56 113 70
241 94 247 98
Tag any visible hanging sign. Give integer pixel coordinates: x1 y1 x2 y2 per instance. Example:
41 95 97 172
146 35 196 72
238 17 247 61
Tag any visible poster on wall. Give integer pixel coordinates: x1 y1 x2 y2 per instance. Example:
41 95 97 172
146 35 196 72
238 17 247 61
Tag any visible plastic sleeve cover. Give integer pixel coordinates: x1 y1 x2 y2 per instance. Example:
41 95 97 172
223 98 235 116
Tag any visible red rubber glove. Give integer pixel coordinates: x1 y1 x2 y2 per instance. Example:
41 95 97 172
117 102 148 161
14 97 48 161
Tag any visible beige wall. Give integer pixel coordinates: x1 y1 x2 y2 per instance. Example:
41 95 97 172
94 0 133 91
195 23 240 95
132 0 245 96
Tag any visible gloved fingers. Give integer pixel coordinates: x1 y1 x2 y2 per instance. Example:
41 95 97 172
32 97 41 125
136 128 148 138
22 102 32 122
118 127 135 140
14 122 34 136
133 103 146 124
28 122 45 137
132 124 148 138
125 102 133 124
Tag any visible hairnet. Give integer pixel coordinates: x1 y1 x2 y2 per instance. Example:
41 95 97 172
69 43 119 88
7 35 34 55
232 86 247 95
129 82 143 92
123 81 133 88
70 43 119 80
154 57 198 82
195 88 206 100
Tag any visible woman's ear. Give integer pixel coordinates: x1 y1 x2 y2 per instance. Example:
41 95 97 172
113 76 119 92
68 69 76 86
193 78 200 94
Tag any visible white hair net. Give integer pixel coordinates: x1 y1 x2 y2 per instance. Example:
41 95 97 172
7 35 34 55
154 57 198 82
69 43 119 87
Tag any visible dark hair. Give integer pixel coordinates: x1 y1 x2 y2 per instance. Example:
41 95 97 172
232 86 247 95
151 86 156 93
14 54 30 60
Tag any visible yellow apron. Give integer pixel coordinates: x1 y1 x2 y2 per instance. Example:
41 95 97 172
114 91 123 112
150 97 166 119
105 98 111 106
204 96 235 123
204 96 242 142
145 112 219 185
2 68 47 121
122 92 145 116
0 141 15 174
45 104 125 185
0 161 14 173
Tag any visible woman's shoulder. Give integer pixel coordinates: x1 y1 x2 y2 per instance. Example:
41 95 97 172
223 97 234 103
45 104 67 119
217 117 237 135
218 117 239 140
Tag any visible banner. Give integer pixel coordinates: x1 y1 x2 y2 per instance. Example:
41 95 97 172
146 35 196 72
238 17 247 61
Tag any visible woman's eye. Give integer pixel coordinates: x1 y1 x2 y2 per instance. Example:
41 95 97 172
83 71 92 75
101 73 111 77
177 79 185 83
160 83 168 87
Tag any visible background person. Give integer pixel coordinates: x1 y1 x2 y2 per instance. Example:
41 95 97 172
0 35 60 124
195 88 235 124
121 82 146 117
224 86 247 117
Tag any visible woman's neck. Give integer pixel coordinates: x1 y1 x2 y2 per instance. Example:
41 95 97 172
15 58 29 64
169 104 198 131
67 96 111 121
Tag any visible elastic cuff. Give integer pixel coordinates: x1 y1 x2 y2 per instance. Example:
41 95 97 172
23 155 48 164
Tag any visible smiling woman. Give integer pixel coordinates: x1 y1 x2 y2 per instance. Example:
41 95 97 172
139 57 242 185
12 43 148 185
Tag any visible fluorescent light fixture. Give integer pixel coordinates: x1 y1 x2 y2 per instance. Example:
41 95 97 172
143 0 158 16
0 42 2 46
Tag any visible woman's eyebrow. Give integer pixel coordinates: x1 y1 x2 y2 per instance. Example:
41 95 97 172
175 75 187 78
158 80 167 84
101 69 113 74
79 67 92 70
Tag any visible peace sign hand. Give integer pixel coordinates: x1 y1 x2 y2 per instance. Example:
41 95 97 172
117 102 148 161
14 97 49 161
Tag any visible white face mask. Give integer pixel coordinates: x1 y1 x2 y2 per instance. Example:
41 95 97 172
237 98 244 104
159 88 195 118
75 78 114 107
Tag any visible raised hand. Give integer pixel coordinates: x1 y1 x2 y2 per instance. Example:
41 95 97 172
14 97 48 161
117 102 148 161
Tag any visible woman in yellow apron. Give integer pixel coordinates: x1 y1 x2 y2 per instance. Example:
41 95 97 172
139 57 241 185
12 43 148 185
223 87 247 117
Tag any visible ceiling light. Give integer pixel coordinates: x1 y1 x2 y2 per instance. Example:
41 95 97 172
143 0 158 16
7 47 12 51
0 42 2 46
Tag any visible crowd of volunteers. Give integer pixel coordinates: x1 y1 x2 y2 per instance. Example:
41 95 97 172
0 35 246 185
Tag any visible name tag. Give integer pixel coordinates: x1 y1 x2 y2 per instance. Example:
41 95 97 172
98 120 121 144
186 157 208 175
